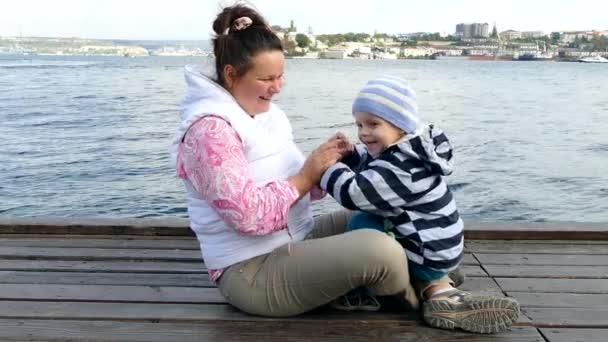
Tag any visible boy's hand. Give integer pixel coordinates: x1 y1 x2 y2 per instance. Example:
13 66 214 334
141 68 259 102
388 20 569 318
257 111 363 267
329 132 354 157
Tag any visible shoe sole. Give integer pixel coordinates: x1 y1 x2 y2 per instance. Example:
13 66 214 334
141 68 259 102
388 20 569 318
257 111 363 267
423 295 520 334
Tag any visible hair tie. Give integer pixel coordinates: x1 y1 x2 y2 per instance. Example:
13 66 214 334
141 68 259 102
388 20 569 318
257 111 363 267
223 16 253 35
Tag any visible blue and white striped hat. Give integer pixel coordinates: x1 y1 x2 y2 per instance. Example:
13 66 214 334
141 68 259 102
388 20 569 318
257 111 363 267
352 76 420 134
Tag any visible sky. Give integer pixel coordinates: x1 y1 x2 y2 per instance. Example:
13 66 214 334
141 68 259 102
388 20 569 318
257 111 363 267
1 0 607 40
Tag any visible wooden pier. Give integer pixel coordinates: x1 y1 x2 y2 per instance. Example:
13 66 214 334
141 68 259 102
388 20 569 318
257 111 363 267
0 218 606 341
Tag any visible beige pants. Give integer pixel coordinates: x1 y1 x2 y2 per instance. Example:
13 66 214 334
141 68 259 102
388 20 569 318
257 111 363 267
217 210 419 317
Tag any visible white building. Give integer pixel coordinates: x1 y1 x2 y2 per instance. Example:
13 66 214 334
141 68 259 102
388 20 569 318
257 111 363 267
560 31 594 43
521 31 545 39
500 30 522 40
400 47 435 57
322 47 349 59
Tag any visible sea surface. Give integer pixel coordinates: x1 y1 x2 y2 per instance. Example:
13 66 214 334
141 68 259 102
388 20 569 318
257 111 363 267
1 54 607 222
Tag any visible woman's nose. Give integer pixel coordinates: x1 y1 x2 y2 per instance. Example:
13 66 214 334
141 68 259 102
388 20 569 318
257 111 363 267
270 79 282 93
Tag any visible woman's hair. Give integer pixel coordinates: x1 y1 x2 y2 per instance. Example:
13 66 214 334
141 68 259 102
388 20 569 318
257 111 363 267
212 4 283 87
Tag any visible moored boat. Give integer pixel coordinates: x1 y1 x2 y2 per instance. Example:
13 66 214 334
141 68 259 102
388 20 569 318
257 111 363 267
578 55 608 63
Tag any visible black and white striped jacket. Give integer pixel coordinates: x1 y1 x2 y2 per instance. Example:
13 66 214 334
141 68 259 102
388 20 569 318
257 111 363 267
320 125 464 272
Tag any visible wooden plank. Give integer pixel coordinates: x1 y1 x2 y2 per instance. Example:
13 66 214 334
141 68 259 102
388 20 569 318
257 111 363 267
465 222 608 241
5 247 475 265
0 284 225 303
466 241 608 255
0 236 199 249
2 217 606 240
540 328 608 342
0 301 392 321
0 319 544 342
0 260 207 273
0 271 213 287
0 278 504 305
475 253 608 266
458 277 506 297
0 246 202 261
525 308 608 327
0 301 421 322
461 265 487 277
484 265 608 279
0 259 479 274
468 240 608 245
0 217 193 236
497 278 608 294
0 301 533 325
510 292 608 309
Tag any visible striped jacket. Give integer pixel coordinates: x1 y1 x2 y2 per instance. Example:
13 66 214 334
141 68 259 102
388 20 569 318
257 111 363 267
320 125 464 272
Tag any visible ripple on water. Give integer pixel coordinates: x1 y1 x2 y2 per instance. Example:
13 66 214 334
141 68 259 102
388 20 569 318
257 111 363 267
2 56 608 221
448 182 470 192
586 143 608 154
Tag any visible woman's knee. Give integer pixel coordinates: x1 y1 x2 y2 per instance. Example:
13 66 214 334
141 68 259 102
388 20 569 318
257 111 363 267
349 229 407 269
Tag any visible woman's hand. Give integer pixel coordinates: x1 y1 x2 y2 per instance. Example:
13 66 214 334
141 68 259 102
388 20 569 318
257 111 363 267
289 139 344 197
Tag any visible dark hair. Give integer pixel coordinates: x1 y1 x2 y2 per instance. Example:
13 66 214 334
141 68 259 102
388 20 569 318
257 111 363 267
212 4 283 87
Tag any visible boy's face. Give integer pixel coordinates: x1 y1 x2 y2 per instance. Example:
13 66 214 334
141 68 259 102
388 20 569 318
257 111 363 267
354 111 405 158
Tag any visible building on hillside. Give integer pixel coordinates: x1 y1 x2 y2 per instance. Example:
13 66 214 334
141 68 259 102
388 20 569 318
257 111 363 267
315 40 328 49
395 32 429 41
273 31 285 41
560 31 595 43
400 47 436 57
500 30 522 40
455 23 489 38
306 34 317 46
521 31 545 39
321 46 349 59
285 32 298 43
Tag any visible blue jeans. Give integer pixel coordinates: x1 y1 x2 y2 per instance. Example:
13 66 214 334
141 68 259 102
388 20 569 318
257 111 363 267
347 212 447 283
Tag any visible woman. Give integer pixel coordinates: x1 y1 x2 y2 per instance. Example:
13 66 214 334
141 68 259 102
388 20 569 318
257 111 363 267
170 4 419 318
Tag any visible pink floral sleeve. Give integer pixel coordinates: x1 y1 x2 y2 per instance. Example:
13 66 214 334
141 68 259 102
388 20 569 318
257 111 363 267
176 116 300 236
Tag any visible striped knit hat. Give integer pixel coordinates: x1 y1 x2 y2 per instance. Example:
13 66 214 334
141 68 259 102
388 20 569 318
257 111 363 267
352 76 420 134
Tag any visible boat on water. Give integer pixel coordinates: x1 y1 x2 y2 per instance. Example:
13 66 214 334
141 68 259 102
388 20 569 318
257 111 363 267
468 54 513 61
515 41 555 61
434 55 469 61
578 55 608 63
430 52 468 61
516 51 555 61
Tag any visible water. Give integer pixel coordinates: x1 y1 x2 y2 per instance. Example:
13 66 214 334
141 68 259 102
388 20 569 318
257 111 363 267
1 54 607 222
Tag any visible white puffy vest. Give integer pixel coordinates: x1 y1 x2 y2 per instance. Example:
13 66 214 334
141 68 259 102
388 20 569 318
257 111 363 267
172 65 313 269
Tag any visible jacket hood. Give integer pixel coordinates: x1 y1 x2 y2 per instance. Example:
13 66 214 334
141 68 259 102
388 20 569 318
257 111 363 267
398 124 454 176
169 64 247 168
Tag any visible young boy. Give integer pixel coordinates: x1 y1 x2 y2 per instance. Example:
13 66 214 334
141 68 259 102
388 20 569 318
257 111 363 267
320 76 520 334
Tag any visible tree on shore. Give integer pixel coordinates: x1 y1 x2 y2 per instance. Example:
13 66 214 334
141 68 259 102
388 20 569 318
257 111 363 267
591 34 607 51
295 33 311 48
491 24 498 38
373 32 390 40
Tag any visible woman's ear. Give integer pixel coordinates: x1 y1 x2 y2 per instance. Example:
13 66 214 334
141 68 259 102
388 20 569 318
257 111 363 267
223 64 236 89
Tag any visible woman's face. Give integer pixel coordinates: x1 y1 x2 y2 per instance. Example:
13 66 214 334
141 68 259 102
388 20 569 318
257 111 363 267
226 50 285 116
